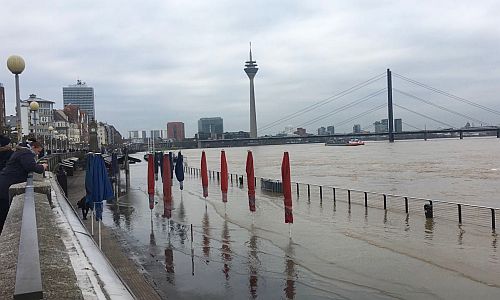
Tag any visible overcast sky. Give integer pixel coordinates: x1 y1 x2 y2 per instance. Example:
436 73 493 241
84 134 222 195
1 0 500 137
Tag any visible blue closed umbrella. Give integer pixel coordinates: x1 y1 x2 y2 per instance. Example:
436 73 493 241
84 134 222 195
175 151 184 190
85 154 114 221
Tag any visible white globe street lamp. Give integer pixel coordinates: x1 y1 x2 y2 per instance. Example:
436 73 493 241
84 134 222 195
29 101 39 140
7 55 25 143
54 130 58 150
48 125 54 151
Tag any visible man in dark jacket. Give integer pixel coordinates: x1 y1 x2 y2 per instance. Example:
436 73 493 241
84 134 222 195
0 135 13 171
0 141 47 234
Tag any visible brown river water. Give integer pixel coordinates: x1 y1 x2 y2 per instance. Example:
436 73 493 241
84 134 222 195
102 138 500 299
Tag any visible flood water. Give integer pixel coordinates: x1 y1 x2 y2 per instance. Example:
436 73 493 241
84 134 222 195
103 138 500 299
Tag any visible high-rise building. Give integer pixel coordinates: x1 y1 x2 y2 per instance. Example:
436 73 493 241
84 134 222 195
327 125 335 135
128 131 139 139
317 126 326 135
141 131 147 139
394 118 403 132
244 43 258 138
374 119 389 133
198 117 223 134
150 130 161 139
63 80 95 120
353 124 361 133
167 122 185 141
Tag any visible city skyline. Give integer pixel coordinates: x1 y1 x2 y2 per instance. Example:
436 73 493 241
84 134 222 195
1 1 500 136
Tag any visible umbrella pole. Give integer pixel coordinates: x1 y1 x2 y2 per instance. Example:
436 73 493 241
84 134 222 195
289 223 292 240
252 213 255 226
99 221 102 249
91 203 95 236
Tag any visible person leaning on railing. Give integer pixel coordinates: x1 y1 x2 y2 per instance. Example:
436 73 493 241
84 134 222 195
0 135 13 172
0 140 48 235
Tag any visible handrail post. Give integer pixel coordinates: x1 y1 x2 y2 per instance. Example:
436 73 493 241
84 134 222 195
296 183 299 196
383 194 387 210
364 192 368 207
348 190 351 206
333 187 336 203
319 186 323 201
14 175 43 299
307 184 311 198
458 204 462 224
405 197 409 214
492 208 496 230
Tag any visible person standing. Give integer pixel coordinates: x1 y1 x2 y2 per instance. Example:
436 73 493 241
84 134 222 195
0 141 47 234
0 135 13 171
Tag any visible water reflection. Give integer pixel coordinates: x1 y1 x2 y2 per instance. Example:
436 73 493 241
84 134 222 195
284 241 297 300
109 203 134 230
165 240 175 284
150 214 156 246
424 219 435 240
176 196 187 245
404 214 410 232
221 219 232 282
202 208 210 260
248 231 259 299
457 225 465 246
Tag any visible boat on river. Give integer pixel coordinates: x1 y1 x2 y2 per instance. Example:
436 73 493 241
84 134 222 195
325 138 365 146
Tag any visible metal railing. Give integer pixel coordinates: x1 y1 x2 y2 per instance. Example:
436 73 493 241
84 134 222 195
13 174 43 299
186 167 498 230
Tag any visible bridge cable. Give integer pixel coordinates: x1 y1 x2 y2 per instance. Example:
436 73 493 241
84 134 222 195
283 103 386 134
394 89 490 126
292 88 387 129
393 73 500 116
402 122 423 131
393 103 456 128
334 104 387 128
258 72 386 133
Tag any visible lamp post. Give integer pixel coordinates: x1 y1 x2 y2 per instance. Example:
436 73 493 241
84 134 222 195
29 101 39 140
48 126 53 151
54 130 58 151
7 55 26 143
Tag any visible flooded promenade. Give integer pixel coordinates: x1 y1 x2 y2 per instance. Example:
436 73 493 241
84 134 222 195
102 138 499 299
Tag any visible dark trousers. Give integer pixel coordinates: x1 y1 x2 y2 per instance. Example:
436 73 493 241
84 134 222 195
0 196 10 235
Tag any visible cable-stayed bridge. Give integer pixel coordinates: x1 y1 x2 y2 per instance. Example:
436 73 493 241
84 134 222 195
200 69 500 148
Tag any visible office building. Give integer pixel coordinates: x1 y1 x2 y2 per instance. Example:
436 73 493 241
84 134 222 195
374 119 389 133
141 130 147 139
198 117 223 135
394 118 403 132
150 130 162 140
327 125 335 135
353 124 361 133
63 80 95 120
128 131 139 139
167 122 185 141
317 127 326 135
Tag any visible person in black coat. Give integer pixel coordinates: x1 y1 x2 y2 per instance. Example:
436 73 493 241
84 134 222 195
0 141 47 234
0 135 13 172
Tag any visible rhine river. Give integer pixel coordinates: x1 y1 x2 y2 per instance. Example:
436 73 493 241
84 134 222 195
103 138 500 299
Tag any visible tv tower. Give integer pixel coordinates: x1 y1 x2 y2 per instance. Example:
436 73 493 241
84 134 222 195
244 42 258 138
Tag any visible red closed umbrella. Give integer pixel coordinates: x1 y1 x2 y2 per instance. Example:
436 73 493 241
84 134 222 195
147 153 155 210
221 150 228 202
281 152 293 224
246 150 256 212
201 151 208 198
163 154 172 218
